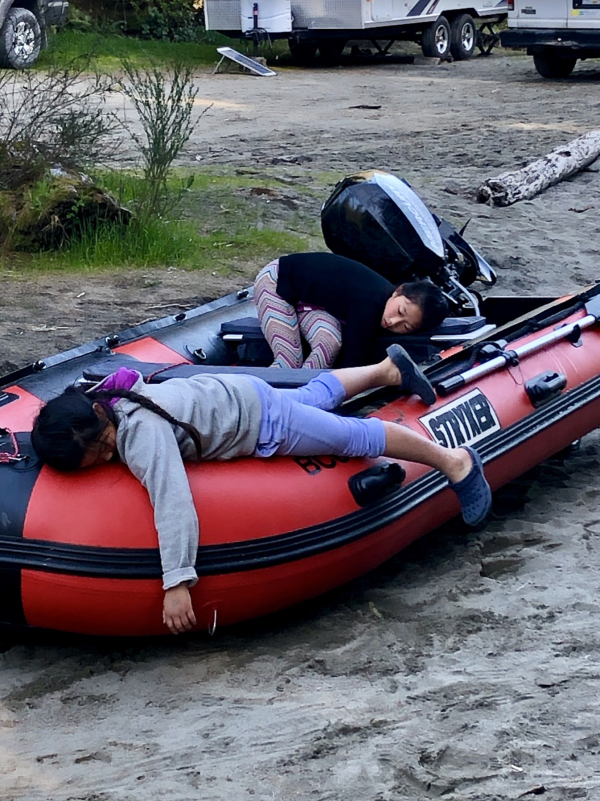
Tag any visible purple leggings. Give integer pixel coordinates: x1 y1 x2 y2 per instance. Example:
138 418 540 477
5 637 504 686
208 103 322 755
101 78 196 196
246 373 386 459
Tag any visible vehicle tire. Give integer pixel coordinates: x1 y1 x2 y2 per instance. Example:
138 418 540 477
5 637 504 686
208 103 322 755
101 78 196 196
318 38 346 65
533 51 577 79
0 7 42 69
421 16 451 59
288 38 318 66
450 13 476 60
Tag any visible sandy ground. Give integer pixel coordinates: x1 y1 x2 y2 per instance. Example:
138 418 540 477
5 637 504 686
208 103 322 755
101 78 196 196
2 51 600 801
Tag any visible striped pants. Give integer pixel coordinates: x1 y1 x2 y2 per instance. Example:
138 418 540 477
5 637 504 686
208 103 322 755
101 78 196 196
254 259 343 369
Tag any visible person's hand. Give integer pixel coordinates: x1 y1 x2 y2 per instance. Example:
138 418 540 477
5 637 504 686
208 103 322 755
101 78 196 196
163 584 197 635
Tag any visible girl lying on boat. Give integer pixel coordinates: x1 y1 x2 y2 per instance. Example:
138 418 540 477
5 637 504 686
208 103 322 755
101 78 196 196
31 345 491 635
254 252 449 369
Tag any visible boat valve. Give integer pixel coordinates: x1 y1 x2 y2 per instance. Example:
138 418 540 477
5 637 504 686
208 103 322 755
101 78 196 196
348 461 406 507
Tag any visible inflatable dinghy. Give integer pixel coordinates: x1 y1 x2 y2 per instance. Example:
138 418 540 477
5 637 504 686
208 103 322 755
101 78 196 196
2 283 600 636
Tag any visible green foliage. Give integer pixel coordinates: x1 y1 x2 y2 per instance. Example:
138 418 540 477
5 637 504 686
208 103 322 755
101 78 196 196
40 29 232 71
3 173 131 252
0 65 119 185
11 215 308 274
133 0 203 42
67 0 209 41
4 167 320 274
119 61 201 223
63 5 97 33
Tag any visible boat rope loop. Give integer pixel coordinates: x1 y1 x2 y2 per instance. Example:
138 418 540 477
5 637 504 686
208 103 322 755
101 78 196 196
0 427 27 464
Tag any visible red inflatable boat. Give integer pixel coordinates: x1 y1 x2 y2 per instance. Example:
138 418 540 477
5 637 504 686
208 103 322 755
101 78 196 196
2 284 600 636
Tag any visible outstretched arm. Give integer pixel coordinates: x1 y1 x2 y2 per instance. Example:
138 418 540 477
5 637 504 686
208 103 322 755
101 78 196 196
119 411 200 634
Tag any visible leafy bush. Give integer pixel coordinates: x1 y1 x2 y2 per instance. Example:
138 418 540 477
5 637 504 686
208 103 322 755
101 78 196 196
67 0 205 40
119 61 203 222
0 65 120 190
108 0 202 42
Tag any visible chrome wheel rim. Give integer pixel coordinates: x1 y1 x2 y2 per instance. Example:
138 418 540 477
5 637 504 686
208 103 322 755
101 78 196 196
12 21 36 58
461 22 475 53
435 25 449 55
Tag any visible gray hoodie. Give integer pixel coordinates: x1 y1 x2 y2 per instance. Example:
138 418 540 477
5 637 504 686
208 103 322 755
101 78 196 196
113 372 262 589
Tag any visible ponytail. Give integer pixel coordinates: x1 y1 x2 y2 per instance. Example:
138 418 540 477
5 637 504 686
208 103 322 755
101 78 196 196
88 387 203 456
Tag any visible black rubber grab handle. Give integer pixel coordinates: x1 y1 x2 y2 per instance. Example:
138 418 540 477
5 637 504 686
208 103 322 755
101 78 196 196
348 461 406 507
525 370 567 408
435 375 466 397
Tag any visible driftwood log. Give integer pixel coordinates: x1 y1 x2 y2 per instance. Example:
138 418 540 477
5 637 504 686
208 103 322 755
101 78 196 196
477 130 600 207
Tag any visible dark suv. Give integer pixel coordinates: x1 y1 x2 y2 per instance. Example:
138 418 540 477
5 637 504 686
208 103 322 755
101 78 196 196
0 0 68 68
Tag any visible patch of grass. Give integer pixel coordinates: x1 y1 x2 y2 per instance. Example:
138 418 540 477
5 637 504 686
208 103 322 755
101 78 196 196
7 220 307 274
39 29 235 71
3 167 319 275
39 28 292 72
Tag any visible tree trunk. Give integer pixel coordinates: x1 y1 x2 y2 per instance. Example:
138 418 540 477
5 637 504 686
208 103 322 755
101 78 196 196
476 130 600 207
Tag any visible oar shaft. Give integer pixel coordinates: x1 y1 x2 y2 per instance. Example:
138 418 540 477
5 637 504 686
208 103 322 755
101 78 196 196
437 313 596 397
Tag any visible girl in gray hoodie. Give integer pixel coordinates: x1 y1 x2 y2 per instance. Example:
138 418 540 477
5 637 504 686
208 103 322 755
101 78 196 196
31 345 491 634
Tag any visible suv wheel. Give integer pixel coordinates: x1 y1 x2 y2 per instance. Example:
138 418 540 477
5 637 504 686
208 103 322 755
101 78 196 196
0 7 42 68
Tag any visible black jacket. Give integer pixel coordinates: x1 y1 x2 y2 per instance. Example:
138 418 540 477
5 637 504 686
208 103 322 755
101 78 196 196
277 252 394 367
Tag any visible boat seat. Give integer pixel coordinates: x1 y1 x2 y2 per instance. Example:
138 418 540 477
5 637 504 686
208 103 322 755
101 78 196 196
82 356 328 389
220 315 490 341
219 315 494 366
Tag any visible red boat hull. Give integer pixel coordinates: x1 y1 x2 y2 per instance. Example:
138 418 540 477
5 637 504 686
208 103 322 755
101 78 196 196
2 294 600 636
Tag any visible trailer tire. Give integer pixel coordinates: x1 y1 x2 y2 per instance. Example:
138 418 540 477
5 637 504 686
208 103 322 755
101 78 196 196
533 51 577 79
0 7 42 69
318 39 346 64
450 13 476 60
288 39 318 65
421 16 451 59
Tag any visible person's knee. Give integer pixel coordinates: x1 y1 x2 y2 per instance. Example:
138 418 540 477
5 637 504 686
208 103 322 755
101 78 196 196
307 323 342 355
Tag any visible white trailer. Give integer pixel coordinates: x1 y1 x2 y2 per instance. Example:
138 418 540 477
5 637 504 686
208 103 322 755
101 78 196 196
501 1 600 78
204 1 508 64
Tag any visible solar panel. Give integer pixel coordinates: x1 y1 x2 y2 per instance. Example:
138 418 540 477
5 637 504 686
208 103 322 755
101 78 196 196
215 47 277 76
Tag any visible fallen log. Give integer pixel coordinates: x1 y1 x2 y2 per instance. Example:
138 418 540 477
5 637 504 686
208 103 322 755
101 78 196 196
476 130 600 207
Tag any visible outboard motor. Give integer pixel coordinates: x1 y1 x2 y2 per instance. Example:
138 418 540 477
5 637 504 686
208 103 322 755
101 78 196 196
321 170 496 316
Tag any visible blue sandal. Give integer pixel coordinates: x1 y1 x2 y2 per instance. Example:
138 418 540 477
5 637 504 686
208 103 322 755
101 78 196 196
386 344 436 406
449 446 492 526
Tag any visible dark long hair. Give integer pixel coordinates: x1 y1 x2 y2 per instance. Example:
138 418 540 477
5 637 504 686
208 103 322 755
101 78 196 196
31 385 203 471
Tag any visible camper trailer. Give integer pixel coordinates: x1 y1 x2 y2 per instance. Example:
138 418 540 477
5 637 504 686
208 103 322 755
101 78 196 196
501 1 600 78
204 1 508 63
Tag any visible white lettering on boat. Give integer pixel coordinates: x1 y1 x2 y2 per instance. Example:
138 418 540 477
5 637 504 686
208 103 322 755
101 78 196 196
419 389 500 448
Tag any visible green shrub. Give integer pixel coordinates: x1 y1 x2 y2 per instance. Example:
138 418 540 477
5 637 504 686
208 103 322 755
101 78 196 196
124 0 202 42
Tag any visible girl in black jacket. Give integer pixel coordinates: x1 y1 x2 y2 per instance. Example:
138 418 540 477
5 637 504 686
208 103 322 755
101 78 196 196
254 252 448 369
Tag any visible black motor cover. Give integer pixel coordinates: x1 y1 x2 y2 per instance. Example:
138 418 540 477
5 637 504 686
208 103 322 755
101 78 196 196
321 170 446 285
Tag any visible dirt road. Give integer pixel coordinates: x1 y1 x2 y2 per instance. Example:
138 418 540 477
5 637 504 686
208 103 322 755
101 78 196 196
2 52 600 801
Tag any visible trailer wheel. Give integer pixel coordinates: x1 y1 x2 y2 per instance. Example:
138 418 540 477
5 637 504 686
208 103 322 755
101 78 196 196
450 13 476 60
533 51 577 79
288 39 318 65
318 39 346 65
421 16 451 59
0 7 42 69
